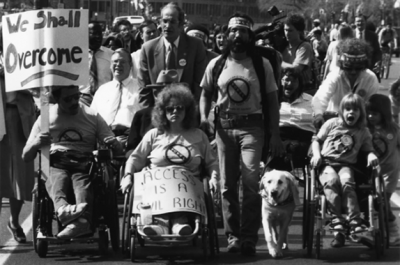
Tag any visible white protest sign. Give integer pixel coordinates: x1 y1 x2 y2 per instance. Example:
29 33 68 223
2 9 88 91
132 167 206 216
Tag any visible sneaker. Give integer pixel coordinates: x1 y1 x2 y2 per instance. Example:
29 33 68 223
172 224 192 236
57 218 91 239
227 236 240 253
241 241 256 256
331 233 345 248
328 218 346 231
357 234 374 249
57 203 88 226
7 221 26 243
142 225 168 236
349 218 368 234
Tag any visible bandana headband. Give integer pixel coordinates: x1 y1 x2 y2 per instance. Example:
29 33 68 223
228 17 252 30
187 29 207 42
339 53 367 63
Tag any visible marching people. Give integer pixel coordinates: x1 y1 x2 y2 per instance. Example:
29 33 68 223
137 2 207 109
0 26 36 243
22 86 122 239
80 22 113 106
199 12 283 256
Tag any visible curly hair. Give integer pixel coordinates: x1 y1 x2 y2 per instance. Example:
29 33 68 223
284 13 306 32
152 83 197 132
338 38 371 57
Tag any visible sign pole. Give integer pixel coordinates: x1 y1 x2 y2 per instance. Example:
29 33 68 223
40 87 50 180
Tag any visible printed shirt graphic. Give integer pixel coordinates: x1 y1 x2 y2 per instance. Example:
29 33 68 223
128 128 218 176
28 104 113 153
201 55 277 114
316 118 373 164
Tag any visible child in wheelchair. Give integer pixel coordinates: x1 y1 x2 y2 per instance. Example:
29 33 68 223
310 93 379 248
366 94 400 246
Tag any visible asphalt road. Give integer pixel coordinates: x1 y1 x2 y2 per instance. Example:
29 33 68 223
1 58 400 265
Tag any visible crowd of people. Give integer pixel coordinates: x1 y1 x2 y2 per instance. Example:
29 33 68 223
1 1 400 257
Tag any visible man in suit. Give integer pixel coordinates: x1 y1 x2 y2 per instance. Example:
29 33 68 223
137 2 207 109
116 19 140 53
354 14 382 70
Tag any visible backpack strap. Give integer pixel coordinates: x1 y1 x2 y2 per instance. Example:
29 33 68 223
211 54 228 101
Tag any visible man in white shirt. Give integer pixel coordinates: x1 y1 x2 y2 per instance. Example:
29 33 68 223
91 49 139 143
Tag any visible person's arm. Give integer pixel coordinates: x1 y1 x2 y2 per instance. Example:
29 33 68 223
199 88 213 134
22 121 51 162
266 90 284 157
310 140 322 168
312 72 337 116
137 45 154 109
192 38 207 103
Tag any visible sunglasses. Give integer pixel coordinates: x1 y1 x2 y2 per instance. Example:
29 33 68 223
342 67 364 72
62 93 82 103
165 105 185 113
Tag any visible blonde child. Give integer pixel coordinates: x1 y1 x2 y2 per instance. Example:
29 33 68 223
311 93 379 248
366 94 400 246
389 77 400 124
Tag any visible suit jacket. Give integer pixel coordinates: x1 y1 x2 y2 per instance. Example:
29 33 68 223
364 29 382 69
137 33 207 108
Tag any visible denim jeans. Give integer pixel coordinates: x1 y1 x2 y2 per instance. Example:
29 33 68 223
216 126 264 244
319 165 360 221
46 167 93 221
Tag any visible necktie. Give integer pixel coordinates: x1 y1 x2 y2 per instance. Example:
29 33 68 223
89 50 98 95
166 43 177 70
107 82 122 125
358 31 363 40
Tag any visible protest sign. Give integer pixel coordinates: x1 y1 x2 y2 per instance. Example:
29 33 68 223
2 9 88 91
132 167 206 217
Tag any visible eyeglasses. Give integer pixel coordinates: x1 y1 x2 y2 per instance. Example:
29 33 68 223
62 93 82 103
165 105 185 113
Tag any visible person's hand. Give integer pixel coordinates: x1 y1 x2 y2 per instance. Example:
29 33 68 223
120 173 133 194
104 136 119 148
313 114 325 130
367 153 379 168
310 154 321 168
269 134 284 158
209 177 220 193
33 132 52 148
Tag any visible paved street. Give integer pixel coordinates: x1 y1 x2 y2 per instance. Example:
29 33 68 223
1 59 400 265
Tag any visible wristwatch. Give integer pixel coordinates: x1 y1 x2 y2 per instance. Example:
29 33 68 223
123 172 133 179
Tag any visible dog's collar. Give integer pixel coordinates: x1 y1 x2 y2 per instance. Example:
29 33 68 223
261 191 294 207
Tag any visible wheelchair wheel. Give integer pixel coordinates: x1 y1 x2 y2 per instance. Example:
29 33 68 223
121 192 131 254
37 239 48 258
375 230 382 260
98 228 109 255
130 228 137 262
315 231 321 259
306 170 317 257
204 180 219 257
32 188 39 253
106 177 120 251
302 167 311 249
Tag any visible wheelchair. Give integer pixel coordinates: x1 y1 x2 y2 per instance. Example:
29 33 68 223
32 147 120 258
304 152 390 259
120 166 219 262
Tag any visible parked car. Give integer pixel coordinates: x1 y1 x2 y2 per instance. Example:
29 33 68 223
112 15 145 30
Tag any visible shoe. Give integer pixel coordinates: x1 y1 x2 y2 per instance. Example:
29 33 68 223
172 224 192 235
241 241 256 256
57 218 92 239
7 221 26 243
349 218 368 234
142 225 168 236
388 221 400 246
328 218 346 231
357 234 374 249
330 233 345 248
57 203 88 226
227 237 240 253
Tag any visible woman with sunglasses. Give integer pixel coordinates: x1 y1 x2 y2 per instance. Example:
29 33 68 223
120 83 219 236
312 38 379 128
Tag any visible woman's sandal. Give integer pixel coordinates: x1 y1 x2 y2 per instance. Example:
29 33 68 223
349 218 368 234
327 218 347 232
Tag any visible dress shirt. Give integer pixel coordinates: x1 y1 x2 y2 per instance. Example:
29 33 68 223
80 46 113 95
163 36 180 68
280 93 315 133
91 76 140 128
312 69 379 115
356 29 365 40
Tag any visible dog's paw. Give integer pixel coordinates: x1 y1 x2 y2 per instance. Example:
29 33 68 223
269 247 283 259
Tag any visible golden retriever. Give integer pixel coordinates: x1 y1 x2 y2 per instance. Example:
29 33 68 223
260 169 300 258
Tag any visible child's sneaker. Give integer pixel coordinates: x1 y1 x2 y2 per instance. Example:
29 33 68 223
331 232 345 248
349 217 368 234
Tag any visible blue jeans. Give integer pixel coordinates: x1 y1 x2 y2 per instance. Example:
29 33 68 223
46 167 93 221
319 165 360 221
216 126 264 245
